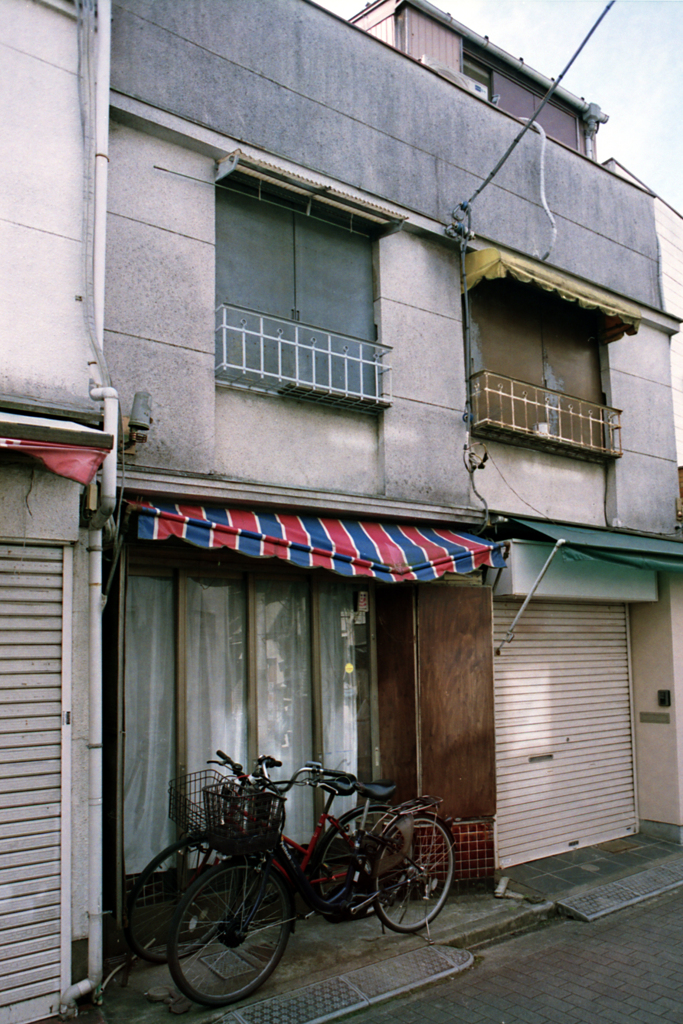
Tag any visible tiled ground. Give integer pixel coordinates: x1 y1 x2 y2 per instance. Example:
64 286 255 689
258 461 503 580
346 885 683 1024
503 834 683 897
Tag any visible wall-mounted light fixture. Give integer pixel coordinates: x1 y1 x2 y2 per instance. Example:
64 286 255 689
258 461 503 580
123 391 152 453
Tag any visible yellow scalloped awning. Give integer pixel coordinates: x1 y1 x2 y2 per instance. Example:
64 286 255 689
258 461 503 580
464 248 641 342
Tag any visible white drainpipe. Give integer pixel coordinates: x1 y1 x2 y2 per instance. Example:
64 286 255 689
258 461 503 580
61 0 114 1015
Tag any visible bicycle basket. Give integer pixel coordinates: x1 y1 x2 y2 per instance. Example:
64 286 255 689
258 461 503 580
168 769 225 833
203 779 285 855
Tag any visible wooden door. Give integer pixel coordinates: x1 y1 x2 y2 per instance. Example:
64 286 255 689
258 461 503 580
418 585 495 818
375 586 417 802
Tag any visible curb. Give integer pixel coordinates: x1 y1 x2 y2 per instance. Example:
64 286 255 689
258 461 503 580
435 899 558 950
212 946 474 1024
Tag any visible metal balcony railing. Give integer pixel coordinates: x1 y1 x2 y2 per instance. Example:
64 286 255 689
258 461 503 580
215 304 392 413
470 371 622 460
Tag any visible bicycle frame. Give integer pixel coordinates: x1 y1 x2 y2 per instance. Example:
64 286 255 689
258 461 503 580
281 795 354 875
274 833 364 915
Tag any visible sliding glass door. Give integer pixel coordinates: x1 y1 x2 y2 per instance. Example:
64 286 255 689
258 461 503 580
123 560 378 866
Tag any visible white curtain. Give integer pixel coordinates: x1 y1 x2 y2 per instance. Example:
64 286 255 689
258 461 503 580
255 579 312 843
319 582 371 816
123 576 176 874
186 577 247 775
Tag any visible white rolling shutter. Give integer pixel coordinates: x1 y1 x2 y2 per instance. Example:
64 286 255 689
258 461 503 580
0 544 65 1024
494 600 636 868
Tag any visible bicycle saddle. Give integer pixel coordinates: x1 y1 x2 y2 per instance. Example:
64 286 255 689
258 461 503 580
355 779 396 802
322 777 356 797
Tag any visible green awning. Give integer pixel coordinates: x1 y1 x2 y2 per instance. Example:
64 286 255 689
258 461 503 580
509 517 683 574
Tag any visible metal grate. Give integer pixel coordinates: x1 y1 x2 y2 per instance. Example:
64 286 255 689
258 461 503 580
215 304 392 413
557 861 683 921
215 947 473 1024
471 370 622 460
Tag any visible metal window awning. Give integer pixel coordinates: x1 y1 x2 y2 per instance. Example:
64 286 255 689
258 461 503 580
509 516 683 574
135 502 507 582
0 411 113 485
216 150 406 230
464 248 641 342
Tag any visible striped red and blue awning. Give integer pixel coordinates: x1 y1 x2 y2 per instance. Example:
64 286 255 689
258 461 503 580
135 502 506 582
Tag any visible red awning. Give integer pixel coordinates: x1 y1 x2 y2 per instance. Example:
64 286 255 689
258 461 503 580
0 437 110 485
0 411 114 485
135 502 507 582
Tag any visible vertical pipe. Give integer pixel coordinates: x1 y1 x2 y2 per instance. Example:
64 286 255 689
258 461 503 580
87 528 104 988
93 0 110 349
63 3 112 1010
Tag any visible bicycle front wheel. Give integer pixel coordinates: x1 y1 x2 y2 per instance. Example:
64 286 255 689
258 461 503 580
124 835 213 963
167 859 293 1006
373 815 454 933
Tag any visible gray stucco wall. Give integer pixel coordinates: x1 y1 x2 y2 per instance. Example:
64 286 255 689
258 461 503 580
105 122 216 475
111 0 661 307
106 0 678 534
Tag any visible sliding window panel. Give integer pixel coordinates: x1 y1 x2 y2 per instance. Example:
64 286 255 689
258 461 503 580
216 187 295 318
123 576 176 875
185 577 248 775
540 293 602 404
470 278 544 385
294 215 375 341
255 579 313 843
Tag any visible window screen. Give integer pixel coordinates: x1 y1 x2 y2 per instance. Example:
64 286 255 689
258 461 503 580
216 184 376 342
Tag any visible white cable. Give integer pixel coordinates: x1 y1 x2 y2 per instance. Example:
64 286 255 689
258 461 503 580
527 120 557 262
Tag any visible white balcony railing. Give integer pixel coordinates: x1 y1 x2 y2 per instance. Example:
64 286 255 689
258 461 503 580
215 304 392 413
471 371 622 460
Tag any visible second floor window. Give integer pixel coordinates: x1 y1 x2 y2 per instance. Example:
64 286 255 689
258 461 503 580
470 277 603 405
216 180 376 342
215 172 391 410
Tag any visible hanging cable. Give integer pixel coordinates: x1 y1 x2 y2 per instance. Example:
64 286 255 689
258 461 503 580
527 120 557 262
464 442 490 533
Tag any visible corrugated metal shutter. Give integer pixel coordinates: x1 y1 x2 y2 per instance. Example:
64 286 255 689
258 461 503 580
0 544 64 1024
494 600 636 868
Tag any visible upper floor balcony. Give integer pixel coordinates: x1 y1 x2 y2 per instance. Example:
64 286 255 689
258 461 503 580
215 304 392 414
470 370 622 461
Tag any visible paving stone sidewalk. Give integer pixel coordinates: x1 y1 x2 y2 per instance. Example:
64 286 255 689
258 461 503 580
343 885 683 1024
68 833 683 1024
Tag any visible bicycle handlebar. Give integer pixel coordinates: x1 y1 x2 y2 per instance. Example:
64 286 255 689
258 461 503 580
207 750 359 796
208 750 244 774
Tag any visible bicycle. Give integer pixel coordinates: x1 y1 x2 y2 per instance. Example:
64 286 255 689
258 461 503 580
165 761 454 1007
124 752 389 962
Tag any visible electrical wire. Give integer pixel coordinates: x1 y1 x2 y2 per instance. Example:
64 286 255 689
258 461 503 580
485 449 552 520
464 443 490 533
454 0 616 217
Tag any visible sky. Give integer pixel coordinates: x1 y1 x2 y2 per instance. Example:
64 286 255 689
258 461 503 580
314 0 683 214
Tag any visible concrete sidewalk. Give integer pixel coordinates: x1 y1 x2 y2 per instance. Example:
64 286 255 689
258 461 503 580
77 832 683 1024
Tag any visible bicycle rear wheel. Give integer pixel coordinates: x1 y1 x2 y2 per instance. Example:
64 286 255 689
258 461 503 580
124 835 213 963
167 859 293 1006
373 815 453 933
